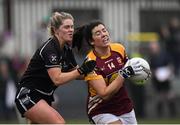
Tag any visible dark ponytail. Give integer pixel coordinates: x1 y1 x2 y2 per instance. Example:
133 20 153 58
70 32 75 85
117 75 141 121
72 20 104 51
72 25 87 50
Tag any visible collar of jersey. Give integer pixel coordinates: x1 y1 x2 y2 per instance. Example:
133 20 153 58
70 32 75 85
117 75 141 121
93 47 111 59
100 52 111 59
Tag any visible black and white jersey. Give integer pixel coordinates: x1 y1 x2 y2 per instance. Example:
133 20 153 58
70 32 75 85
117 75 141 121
19 37 77 93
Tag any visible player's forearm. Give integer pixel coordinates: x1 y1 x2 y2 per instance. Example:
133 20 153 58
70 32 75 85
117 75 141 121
53 69 80 86
102 76 124 100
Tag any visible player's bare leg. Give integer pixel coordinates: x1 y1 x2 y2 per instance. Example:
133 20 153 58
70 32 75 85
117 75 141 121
24 99 65 124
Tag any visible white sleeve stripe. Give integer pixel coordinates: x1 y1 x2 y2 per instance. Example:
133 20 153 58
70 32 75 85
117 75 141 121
19 99 27 111
39 38 52 60
45 65 60 68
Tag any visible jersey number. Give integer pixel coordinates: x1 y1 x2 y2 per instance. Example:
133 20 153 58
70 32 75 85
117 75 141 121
107 62 115 70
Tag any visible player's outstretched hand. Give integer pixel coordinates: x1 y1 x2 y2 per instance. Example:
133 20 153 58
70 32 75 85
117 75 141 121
77 59 96 75
119 60 143 79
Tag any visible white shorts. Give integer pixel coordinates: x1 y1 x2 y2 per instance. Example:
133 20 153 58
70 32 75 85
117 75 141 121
92 109 137 125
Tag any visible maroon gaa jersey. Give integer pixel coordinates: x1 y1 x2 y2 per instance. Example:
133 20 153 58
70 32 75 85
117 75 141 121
85 43 133 118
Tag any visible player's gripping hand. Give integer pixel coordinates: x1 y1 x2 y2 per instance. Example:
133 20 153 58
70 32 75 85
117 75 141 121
118 60 143 79
77 59 96 75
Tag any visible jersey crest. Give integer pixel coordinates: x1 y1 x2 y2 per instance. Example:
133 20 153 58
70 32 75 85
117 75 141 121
49 54 58 64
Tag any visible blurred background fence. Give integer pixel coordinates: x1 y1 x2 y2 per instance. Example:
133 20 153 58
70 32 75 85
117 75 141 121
0 0 180 123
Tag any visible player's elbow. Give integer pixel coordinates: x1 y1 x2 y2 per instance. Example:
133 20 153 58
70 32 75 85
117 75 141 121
102 95 113 100
53 79 61 86
99 89 116 100
52 77 65 86
101 96 110 100
99 93 111 100
53 80 58 86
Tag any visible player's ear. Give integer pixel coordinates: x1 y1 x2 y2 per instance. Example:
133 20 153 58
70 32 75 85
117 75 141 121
54 27 59 34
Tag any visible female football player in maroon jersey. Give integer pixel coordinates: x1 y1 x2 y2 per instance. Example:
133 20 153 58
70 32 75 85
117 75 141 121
73 20 143 124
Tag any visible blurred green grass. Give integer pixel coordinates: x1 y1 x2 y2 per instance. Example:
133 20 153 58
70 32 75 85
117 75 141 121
137 118 180 124
66 118 180 124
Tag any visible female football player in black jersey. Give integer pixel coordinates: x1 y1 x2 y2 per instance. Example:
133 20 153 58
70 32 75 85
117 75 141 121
73 20 143 125
15 12 96 124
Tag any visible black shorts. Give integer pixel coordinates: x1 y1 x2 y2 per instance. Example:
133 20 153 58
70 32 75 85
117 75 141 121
15 87 54 117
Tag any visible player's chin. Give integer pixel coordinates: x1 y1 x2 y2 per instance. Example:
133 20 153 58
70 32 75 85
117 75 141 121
103 42 110 46
66 38 73 43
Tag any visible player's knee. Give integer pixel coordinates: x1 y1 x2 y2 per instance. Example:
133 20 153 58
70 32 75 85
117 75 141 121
53 117 65 124
56 119 65 124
